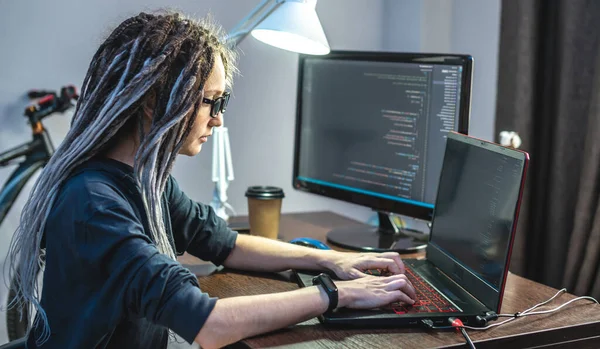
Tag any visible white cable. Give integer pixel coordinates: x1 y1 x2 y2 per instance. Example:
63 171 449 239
461 316 517 330
519 288 568 314
218 127 227 203
223 128 235 181
460 289 598 331
210 119 236 220
223 202 237 216
211 128 220 182
508 296 599 317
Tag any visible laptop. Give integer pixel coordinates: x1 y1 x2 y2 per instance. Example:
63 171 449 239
294 132 530 327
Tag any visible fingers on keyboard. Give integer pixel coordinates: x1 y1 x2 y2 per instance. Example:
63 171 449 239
364 268 394 277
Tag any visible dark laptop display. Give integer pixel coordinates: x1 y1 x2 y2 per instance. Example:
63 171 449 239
294 132 529 327
427 132 527 312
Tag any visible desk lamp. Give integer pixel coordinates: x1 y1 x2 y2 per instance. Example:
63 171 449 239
210 0 330 220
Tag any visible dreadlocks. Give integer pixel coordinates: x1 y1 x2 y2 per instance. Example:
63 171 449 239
6 11 237 345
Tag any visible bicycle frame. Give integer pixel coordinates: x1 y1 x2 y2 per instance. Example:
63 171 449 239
2 86 78 341
0 129 54 226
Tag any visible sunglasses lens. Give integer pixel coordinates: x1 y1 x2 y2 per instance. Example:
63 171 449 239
216 99 224 115
207 93 230 117
221 94 230 113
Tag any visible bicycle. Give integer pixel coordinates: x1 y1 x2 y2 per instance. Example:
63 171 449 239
0 85 78 341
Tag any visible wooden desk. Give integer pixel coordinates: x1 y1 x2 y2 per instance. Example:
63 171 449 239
180 212 600 348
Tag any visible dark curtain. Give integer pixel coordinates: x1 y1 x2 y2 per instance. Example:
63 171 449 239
495 0 600 297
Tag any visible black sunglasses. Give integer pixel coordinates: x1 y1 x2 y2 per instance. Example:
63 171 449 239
202 92 230 117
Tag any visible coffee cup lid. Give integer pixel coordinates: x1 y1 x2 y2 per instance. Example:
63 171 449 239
245 186 285 200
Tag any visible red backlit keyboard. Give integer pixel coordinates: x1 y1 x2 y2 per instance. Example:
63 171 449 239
365 267 460 314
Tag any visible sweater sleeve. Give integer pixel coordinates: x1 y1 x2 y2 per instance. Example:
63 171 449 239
78 197 215 344
166 176 238 264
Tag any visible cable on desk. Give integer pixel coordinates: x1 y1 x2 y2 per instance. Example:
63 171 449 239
449 318 475 349
419 288 599 348
461 289 599 331
460 328 475 349
497 287 568 318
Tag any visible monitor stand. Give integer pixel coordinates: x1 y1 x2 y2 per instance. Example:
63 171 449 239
326 212 428 253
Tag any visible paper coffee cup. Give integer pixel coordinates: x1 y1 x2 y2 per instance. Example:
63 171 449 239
245 186 285 239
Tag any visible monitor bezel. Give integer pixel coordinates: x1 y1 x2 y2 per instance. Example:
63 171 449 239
292 51 473 221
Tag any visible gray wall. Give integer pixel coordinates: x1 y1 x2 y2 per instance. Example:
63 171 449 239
0 0 500 344
178 0 501 222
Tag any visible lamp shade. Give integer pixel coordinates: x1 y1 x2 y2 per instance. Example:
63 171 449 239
251 0 330 55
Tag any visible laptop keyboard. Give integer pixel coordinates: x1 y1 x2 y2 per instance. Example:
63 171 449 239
365 267 460 314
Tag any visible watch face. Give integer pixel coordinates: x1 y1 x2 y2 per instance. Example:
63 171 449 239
320 275 337 292
313 273 339 312
313 273 337 292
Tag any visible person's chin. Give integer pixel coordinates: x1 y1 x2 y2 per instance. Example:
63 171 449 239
179 144 202 156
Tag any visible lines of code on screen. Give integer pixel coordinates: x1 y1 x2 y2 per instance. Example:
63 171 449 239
298 59 463 206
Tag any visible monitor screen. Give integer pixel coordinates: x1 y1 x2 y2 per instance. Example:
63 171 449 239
293 52 472 227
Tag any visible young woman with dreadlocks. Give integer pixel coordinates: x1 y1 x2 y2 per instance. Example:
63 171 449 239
7 12 416 349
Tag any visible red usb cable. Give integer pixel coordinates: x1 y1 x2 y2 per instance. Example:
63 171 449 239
448 317 475 349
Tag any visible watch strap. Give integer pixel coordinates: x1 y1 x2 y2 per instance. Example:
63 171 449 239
312 273 338 313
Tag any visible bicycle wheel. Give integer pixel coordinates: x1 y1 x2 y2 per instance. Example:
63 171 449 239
6 257 44 342
6 276 30 341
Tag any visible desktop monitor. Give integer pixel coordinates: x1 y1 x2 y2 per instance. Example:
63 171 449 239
292 51 473 252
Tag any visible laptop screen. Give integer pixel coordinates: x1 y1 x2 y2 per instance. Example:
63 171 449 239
428 133 526 291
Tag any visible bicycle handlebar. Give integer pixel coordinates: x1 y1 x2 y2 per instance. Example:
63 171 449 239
24 85 79 122
28 89 56 99
0 85 76 166
27 85 78 101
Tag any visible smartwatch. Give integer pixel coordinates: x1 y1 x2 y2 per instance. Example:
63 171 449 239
312 273 338 313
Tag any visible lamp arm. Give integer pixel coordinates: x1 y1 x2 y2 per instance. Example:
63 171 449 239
225 0 284 47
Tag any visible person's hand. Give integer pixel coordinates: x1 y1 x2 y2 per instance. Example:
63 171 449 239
320 251 405 280
335 274 416 309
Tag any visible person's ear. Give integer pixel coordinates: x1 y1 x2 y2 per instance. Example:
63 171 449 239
142 89 157 123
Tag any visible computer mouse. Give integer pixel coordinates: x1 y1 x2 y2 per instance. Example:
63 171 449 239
289 237 331 250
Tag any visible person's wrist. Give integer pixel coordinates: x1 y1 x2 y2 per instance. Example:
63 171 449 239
315 250 343 272
335 281 352 308
312 273 338 313
314 284 331 313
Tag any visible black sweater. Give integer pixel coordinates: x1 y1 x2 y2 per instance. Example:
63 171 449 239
26 158 237 348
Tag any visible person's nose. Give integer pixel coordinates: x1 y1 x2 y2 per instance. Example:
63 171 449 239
209 112 223 128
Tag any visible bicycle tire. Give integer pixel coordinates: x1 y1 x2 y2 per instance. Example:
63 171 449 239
6 275 30 341
6 254 44 342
